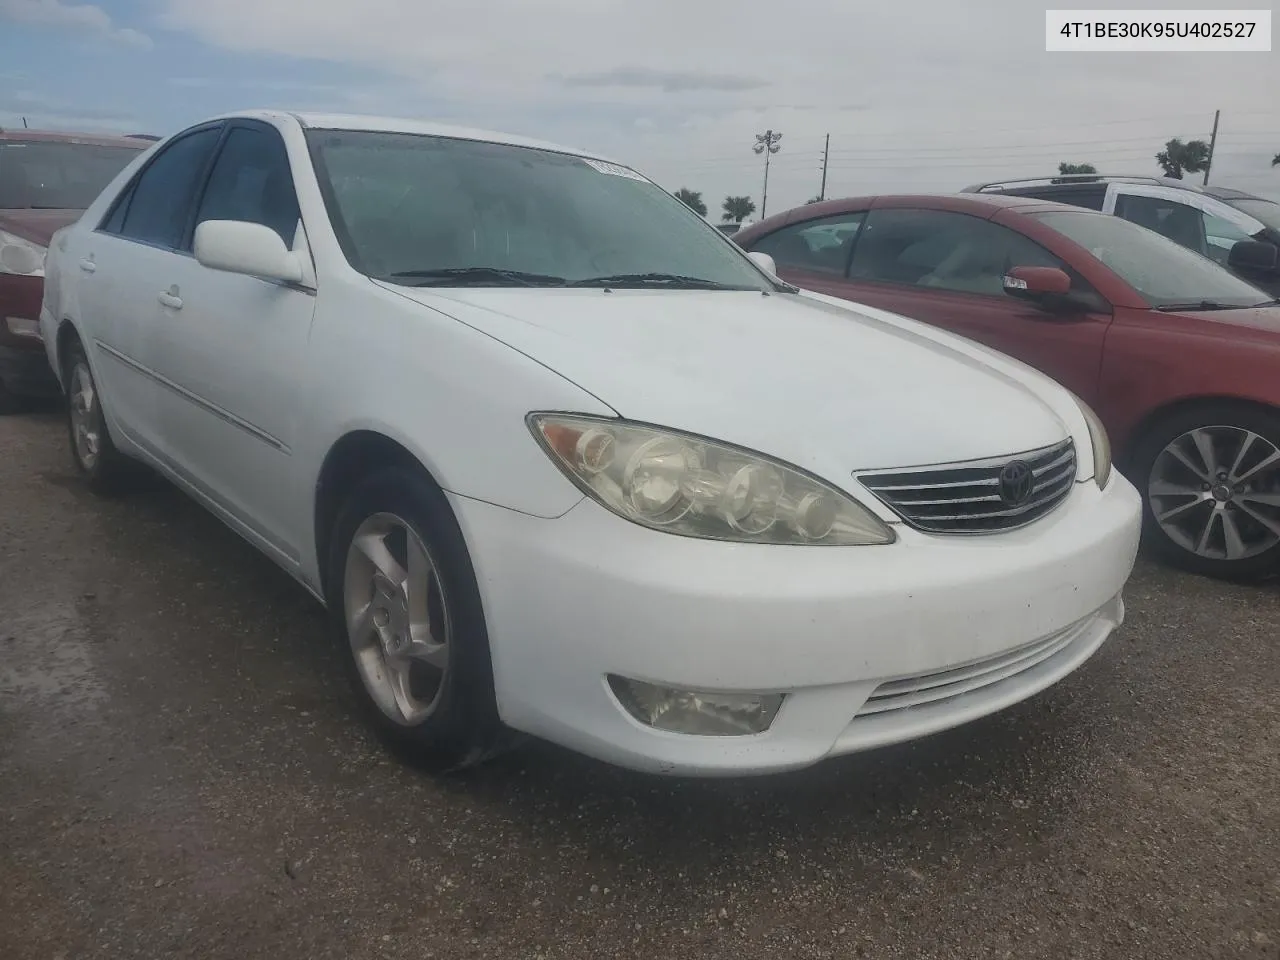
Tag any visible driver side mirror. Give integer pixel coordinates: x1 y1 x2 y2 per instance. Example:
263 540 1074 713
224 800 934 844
1002 266 1087 316
194 219 304 284
1228 239 1280 275
1002 265 1072 299
747 251 778 277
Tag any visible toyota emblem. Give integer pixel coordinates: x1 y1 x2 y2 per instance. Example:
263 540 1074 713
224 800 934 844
997 460 1035 505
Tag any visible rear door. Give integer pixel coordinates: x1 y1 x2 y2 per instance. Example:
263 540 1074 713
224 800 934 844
746 206 1113 403
84 124 224 453
1103 183 1266 266
745 211 867 300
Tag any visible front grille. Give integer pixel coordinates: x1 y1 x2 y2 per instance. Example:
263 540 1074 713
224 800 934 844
859 438 1076 534
854 614 1091 718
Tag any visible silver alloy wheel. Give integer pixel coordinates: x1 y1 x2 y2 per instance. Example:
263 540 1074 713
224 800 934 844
69 361 101 471
342 512 451 726
1149 424 1280 561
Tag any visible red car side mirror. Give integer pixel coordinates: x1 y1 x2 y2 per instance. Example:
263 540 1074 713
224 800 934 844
1002 266 1072 298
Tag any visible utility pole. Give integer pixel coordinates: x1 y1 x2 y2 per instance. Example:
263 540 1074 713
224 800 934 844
1203 109 1220 185
753 129 782 219
818 133 830 201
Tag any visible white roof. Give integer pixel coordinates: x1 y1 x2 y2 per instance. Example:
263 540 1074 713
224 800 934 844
216 109 618 165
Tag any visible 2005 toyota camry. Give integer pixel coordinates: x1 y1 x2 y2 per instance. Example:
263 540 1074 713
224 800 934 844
40 111 1142 775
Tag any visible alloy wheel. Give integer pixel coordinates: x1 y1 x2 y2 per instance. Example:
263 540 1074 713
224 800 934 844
69 362 101 471
1148 424 1280 561
342 512 451 726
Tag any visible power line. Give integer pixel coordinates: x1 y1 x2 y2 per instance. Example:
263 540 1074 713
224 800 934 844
634 110 1280 163
822 157 1167 171
814 108 1280 140
825 134 1214 157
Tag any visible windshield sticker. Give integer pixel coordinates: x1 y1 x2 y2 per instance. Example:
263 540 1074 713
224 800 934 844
581 158 647 181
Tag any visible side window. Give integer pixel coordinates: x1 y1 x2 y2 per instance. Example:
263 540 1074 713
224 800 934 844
747 213 865 275
118 127 222 248
1203 213 1253 267
1113 194 1210 258
848 207 1105 307
100 182 135 234
194 125 300 249
1007 185 1107 211
1051 185 1107 211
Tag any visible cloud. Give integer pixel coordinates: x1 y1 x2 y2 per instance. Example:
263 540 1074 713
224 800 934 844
167 77 349 94
0 0 152 47
0 89 139 130
552 67 767 94
149 0 1280 210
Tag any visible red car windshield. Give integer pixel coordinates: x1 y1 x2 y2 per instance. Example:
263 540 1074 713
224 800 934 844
0 139 142 210
1032 210 1273 309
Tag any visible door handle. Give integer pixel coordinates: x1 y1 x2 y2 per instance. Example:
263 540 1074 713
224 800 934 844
158 291 184 310
78 258 96 273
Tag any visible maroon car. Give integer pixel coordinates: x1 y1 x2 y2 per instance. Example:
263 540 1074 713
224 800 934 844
0 129 148 411
736 193 1280 582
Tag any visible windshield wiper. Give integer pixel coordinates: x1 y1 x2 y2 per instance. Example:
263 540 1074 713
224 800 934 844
383 267 567 287
568 272 748 290
1153 300 1253 312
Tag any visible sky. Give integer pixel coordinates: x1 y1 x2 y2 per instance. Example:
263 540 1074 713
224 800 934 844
1 0 1278 215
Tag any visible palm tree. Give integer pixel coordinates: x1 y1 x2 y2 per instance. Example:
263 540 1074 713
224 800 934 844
1057 162 1097 175
722 195 756 223
1272 153 1280 168
1155 138 1211 180
674 188 707 216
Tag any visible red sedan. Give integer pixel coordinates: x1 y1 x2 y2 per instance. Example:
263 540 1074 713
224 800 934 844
0 129 147 412
735 193 1280 582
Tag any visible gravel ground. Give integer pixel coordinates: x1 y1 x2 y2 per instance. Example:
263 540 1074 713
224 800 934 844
1 406 1277 960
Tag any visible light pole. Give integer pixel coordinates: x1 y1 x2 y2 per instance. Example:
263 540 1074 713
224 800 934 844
753 130 782 219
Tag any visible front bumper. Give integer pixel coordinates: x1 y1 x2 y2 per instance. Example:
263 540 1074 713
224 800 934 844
450 473 1143 776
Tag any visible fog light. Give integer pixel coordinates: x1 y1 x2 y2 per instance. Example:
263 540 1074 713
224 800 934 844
607 675 783 736
4 316 41 340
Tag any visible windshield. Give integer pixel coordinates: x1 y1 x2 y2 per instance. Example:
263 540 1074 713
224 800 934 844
1229 197 1280 234
305 129 772 290
0 139 143 210
1031 210 1272 308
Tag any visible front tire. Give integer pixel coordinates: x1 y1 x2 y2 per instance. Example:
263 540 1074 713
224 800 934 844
1130 402 1280 582
64 339 136 494
326 468 510 771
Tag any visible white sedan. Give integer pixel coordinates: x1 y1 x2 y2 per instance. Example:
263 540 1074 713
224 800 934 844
41 111 1142 775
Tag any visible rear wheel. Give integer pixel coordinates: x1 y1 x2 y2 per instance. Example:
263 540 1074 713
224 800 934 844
1131 402 1280 582
64 339 136 494
327 468 511 771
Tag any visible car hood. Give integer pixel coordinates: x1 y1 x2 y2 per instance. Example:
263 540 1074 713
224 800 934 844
1175 305 1280 336
378 283 1074 478
0 208 83 245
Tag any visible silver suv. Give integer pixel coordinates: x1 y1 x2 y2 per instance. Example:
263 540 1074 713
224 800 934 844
964 175 1280 296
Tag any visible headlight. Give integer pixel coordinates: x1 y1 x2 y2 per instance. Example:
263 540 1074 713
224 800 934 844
0 230 46 277
528 413 895 545
1069 393 1112 489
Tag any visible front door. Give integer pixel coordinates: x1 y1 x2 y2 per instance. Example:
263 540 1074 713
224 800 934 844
148 120 317 565
752 206 1113 404
1104 183 1271 275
